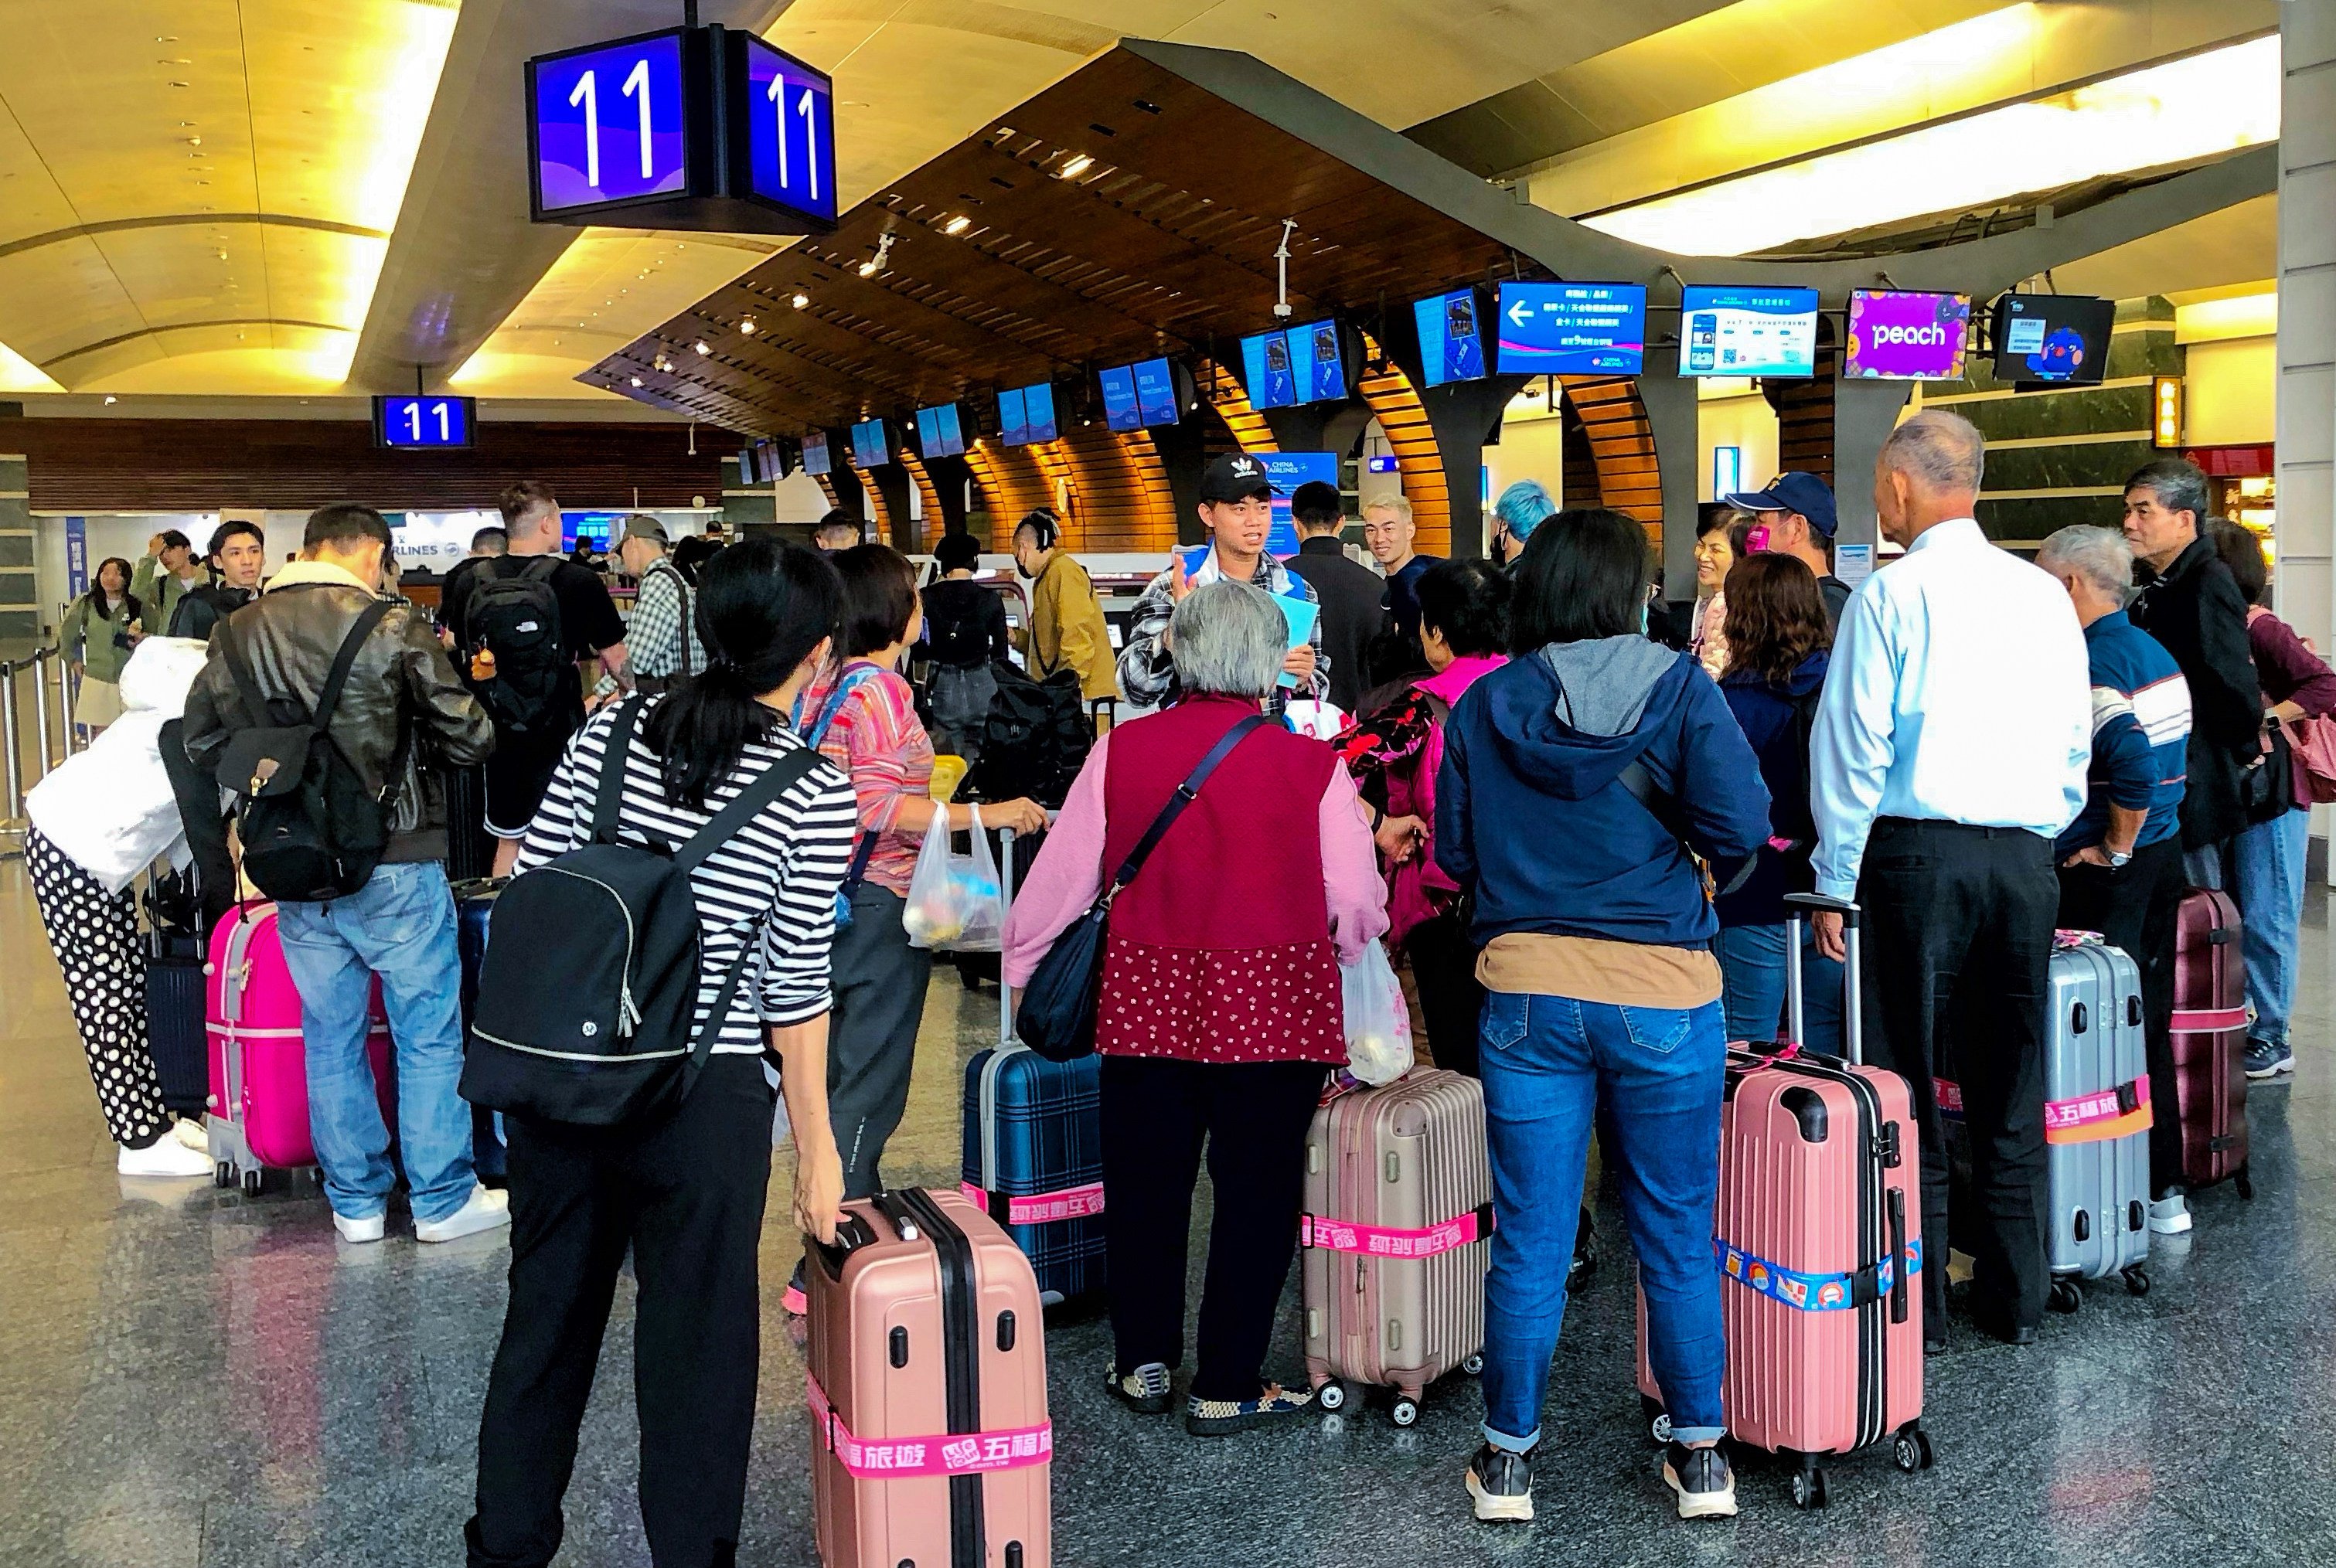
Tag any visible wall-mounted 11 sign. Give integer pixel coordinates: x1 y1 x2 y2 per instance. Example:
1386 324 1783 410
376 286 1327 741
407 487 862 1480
375 395 475 450
525 26 836 236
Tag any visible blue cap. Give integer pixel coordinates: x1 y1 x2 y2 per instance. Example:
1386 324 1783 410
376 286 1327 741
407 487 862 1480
1723 471 1836 539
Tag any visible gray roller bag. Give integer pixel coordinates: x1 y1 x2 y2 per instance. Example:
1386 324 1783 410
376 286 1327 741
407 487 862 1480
2041 934 2152 1308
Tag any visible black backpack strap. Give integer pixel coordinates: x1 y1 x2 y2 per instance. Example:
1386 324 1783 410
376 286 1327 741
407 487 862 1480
1618 757 1757 898
312 600 394 730
671 743 828 876
589 697 652 845
1105 714 1265 900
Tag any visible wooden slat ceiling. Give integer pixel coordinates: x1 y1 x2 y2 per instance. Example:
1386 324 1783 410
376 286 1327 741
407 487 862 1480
588 46 1522 438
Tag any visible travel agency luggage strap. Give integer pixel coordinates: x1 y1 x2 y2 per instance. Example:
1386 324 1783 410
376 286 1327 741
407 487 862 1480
1300 1202 1496 1259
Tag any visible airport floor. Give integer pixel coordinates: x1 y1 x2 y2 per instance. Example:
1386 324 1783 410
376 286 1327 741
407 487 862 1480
2 866 2331 1568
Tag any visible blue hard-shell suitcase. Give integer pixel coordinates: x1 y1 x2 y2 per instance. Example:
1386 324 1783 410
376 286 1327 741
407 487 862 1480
958 826 1106 1304
454 879 506 1182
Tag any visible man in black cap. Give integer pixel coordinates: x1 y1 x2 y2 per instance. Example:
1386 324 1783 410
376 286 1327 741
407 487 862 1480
1725 471 1851 627
1116 452 1326 717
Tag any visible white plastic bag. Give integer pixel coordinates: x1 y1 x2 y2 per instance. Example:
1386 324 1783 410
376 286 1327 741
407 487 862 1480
1340 939 1414 1086
901 805 1006 952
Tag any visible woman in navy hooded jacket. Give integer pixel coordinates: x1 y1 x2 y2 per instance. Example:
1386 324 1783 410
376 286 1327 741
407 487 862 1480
1437 508 1769 1526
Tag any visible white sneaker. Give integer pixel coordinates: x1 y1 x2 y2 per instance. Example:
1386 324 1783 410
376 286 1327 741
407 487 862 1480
117 1135 215 1178
172 1117 209 1153
334 1209 387 1244
2147 1194 2192 1236
414 1184 511 1243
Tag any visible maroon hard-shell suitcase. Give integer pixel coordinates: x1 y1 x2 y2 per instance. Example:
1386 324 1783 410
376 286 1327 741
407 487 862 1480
1635 895 1930 1508
2170 888 2251 1198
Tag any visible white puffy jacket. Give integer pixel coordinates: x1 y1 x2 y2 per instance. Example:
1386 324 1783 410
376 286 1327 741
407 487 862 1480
27 638 212 893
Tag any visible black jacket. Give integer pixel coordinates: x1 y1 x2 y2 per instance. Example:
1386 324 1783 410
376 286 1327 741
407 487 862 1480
168 582 256 644
1281 536 1391 713
183 570 495 865
2130 533 2263 849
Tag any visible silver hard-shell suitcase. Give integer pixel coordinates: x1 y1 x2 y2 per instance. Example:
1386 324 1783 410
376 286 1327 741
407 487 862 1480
2041 934 2152 1306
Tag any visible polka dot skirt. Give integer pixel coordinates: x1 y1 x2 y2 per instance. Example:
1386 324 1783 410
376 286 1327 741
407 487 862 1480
1097 935 1344 1064
25 827 169 1147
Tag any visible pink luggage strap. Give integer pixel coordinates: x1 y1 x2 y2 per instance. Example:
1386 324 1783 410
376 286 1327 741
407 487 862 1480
957 1181 1105 1226
1299 1202 1494 1259
1717 1236 1924 1313
2044 1077 2151 1144
2170 1005 2246 1035
805 1372 1052 1478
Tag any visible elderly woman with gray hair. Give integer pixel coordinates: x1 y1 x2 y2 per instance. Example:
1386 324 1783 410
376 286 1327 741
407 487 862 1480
1004 579 1388 1437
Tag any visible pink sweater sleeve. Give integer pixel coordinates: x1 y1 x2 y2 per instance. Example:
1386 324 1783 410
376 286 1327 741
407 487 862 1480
1001 733 1111 988
1320 764 1391 964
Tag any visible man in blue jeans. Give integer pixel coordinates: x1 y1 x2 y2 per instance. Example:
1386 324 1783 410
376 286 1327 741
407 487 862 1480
184 504 502 1244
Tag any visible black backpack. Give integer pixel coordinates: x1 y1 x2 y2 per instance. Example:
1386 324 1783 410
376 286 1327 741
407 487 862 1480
465 556 570 736
965 658 1091 808
213 601 403 903
460 699 824 1128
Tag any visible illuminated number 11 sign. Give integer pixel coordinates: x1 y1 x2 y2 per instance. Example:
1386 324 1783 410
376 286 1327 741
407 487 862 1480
531 31 688 215
373 396 475 450
741 34 836 227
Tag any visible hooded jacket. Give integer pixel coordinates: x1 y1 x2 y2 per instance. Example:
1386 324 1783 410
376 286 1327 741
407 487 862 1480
26 637 212 893
1715 649 1828 927
1435 636 1770 951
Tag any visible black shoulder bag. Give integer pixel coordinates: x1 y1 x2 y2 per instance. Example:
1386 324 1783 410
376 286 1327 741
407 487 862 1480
1015 715 1265 1062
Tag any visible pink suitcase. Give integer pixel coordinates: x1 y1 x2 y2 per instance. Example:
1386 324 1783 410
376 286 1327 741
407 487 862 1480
1301 1069 1491 1426
805 1188 1051 1568
203 903 393 1191
1636 894 1929 1508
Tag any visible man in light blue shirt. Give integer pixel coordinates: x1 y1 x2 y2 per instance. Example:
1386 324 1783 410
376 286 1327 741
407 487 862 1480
1807 409 2091 1347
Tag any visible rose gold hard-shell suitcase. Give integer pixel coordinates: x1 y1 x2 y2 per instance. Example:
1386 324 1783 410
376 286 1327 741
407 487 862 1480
1302 1068 1492 1427
805 1187 1051 1568
1636 895 1930 1508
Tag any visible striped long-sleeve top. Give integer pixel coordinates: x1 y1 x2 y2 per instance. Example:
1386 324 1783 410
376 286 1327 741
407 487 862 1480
516 698 860 1051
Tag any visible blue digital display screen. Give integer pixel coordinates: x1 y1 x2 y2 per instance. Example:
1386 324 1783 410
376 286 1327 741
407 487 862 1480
998 383 1057 447
850 418 888 468
1239 321 1344 407
1413 288 1486 388
1132 358 1180 426
375 395 475 449
1098 365 1141 432
915 403 965 458
1258 451 1335 557
801 432 831 475
1241 328 1296 410
737 33 836 228
563 512 623 550
1680 285 1820 377
531 31 690 214
1495 281 1647 376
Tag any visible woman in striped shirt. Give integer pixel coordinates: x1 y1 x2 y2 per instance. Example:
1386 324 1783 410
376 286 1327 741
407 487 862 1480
468 539 859 1568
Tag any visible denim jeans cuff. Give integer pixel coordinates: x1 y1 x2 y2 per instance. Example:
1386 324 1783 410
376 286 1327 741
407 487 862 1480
1481 1422 1540 1454
1669 1424 1725 1445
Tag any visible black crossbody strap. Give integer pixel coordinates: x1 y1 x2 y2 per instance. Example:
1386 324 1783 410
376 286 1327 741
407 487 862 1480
1106 713 1265 899
672 743 826 874
314 600 393 730
590 698 652 845
1618 757 1758 898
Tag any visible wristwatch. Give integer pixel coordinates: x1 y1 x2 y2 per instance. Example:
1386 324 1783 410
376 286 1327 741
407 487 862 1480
2105 848 2133 869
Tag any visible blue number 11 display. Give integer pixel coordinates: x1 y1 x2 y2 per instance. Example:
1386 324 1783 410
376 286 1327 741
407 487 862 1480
741 35 836 227
533 32 688 213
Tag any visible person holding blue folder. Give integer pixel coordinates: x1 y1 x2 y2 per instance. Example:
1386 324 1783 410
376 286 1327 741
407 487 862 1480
1118 453 1328 719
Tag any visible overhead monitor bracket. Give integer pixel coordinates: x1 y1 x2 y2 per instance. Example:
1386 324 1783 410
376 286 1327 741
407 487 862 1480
1272 218 1296 320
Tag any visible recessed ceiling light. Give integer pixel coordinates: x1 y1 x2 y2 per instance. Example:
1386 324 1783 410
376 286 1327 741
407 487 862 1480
943 215 971 236
739 318 758 335
792 292 809 308
631 376 644 388
694 341 710 355
857 259 879 277
185 134 201 146
168 81 189 89
103 395 117 404
1058 153 1094 179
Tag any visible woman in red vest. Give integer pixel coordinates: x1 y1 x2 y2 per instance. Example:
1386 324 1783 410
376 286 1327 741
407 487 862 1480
1004 580 1389 1437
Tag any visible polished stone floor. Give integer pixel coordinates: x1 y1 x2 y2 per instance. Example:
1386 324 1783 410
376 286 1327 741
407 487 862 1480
2 864 2331 1567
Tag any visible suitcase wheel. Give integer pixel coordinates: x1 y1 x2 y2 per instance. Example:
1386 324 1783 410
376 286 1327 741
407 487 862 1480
1892 1432 1924 1473
213 1162 232 1189
2048 1278 2082 1315
1790 1464 1828 1509
2122 1264 2150 1297
2236 1168 2254 1202
1640 1393 1670 1446
1461 1353 1484 1378
1389 1396 1419 1429
1314 1380 1347 1413
240 1168 262 1196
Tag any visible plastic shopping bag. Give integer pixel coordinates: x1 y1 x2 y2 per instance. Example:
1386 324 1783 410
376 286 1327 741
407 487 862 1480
1340 938 1414 1087
901 805 1006 952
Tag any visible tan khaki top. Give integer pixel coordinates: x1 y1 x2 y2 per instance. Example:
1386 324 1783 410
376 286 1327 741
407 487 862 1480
1476 932 1722 1010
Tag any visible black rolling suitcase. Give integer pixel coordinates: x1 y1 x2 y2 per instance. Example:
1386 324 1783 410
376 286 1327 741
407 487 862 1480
141 869 209 1117
442 764 496 883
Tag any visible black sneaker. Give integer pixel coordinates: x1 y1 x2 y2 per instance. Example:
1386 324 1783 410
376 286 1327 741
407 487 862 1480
1183 1383 1312 1436
1103 1361 1173 1415
1663 1441 1738 1519
1466 1442 1535 1522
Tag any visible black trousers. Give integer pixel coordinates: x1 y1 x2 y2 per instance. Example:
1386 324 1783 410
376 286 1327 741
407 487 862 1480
1098 1055 1325 1402
2057 836 2188 1196
1407 910 1484 1080
467 1055 774 1568
1858 818 2057 1332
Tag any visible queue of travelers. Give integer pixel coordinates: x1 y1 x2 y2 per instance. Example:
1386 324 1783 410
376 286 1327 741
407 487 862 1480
29 421 2324 1559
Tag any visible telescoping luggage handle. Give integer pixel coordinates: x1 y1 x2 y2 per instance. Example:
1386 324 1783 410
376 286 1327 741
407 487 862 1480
1783 893 1861 1066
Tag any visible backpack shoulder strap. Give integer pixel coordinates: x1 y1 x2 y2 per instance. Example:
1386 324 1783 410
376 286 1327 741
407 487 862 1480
524 556 564 585
1107 714 1264 898
590 697 651 845
312 600 393 730
670 743 827 876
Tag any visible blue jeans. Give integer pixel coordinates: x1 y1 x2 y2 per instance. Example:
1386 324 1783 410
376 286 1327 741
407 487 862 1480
275 861 476 1223
1476 991 1726 1451
1713 922 1844 1056
2234 807 2309 1048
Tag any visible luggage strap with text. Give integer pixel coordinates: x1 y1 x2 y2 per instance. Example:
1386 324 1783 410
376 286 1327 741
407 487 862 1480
2170 1005 2246 1035
2045 1076 2151 1143
806 1372 1052 1479
1716 1236 1923 1312
1300 1202 1494 1258
958 1180 1105 1226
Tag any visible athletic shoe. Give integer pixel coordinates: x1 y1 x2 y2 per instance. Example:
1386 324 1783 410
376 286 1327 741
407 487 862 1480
1466 1442 1536 1522
1103 1361 1173 1415
333 1209 387 1244
1664 1441 1738 1519
783 1259 809 1318
414 1185 510 1243
172 1118 209 1153
2244 1038 2294 1080
2147 1192 2193 1235
1185 1383 1313 1436
117 1136 214 1178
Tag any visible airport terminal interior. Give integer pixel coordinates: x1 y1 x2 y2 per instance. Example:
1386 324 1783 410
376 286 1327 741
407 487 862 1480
2 0 2334 1563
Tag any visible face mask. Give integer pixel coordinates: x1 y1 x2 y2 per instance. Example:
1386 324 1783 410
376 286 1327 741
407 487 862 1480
1014 556 1037 580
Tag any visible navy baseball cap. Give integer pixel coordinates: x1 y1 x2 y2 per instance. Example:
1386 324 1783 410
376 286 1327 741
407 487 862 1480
1723 471 1837 539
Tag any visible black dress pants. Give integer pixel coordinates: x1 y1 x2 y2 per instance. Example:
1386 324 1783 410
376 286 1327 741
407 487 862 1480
1857 818 2057 1333
1098 1055 1326 1402
2056 835 2188 1196
1407 910 1484 1080
467 1054 774 1568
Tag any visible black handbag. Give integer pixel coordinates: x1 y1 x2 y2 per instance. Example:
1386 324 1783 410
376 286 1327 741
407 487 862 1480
1013 715 1265 1062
